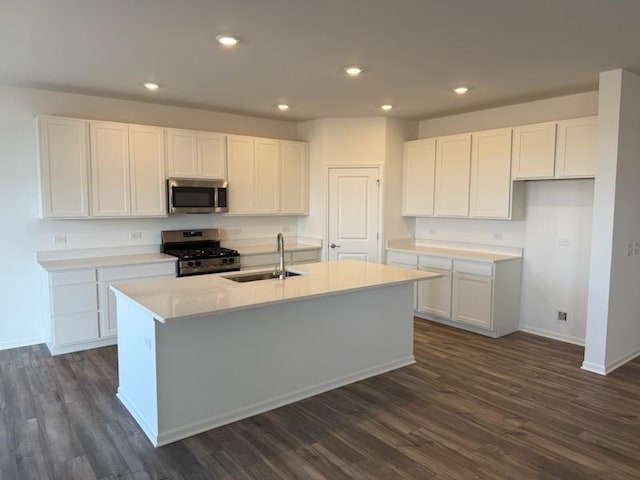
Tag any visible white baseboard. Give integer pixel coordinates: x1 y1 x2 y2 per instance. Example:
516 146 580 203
518 325 585 346
153 356 415 447
117 391 159 446
0 336 44 351
580 361 606 375
49 337 117 355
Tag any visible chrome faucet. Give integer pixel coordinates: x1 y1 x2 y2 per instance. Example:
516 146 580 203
274 232 286 279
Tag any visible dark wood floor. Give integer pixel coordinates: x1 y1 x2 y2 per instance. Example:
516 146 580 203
2 319 640 480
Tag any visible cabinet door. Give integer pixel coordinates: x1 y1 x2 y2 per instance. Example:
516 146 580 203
403 139 436 216
511 122 556 179
38 116 90 218
166 128 197 177
90 121 130 217
555 116 597 178
197 132 227 179
417 268 452 318
452 272 493 329
281 141 309 214
434 134 471 217
470 128 512 218
227 136 256 213
129 125 166 217
255 138 280 214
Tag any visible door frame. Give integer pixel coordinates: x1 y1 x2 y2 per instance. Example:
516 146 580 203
325 165 384 262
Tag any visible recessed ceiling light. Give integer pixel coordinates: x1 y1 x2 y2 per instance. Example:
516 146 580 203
277 104 289 111
216 34 238 46
144 82 159 91
453 86 470 95
345 66 363 76
381 104 393 112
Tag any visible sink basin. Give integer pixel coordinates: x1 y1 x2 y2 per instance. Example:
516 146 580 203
222 270 302 283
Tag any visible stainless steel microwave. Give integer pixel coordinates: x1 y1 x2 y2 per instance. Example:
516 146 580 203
167 178 228 214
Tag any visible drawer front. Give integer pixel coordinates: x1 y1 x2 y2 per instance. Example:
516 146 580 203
50 269 96 286
291 249 319 264
98 261 177 281
53 311 100 345
419 255 452 271
51 283 98 315
453 260 494 277
386 251 417 268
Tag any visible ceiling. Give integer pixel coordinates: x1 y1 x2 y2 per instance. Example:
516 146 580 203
3 0 640 121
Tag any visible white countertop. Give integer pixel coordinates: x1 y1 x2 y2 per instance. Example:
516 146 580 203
111 260 439 323
38 253 176 271
387 239 522 263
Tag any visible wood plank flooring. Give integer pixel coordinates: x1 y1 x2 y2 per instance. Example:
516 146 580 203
1 319 640 479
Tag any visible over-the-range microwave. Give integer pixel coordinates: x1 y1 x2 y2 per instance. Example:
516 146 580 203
167 178 228 214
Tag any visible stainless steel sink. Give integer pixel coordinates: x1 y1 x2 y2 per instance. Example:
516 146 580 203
222 270 302 283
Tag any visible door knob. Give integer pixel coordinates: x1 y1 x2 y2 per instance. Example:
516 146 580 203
330 243 342 249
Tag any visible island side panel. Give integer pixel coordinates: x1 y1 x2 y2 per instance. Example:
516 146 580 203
154 282 414 446
115 295 160 445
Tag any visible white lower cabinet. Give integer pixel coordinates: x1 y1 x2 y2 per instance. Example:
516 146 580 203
386 249 521 338
45 259 176 355
97 262 176 339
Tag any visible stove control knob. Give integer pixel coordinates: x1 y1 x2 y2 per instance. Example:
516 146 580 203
228 258 235 263
187 261 194 267
195 261 202 267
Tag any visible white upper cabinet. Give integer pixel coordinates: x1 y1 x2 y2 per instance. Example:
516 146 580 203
90 121 166 218
166 129 226 179
90 121 131 217
165 129 197 177
129 125 166 216
197 132 227 179
403 139 436 216
227 135 256 214
470 128 513 219
434 133 471 217
281 141 309 214
511 122 557 179
38 116 90 218
228 136 307 216
555 116 597 178
254 138 280 214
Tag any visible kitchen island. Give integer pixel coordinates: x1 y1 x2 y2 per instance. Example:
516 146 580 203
111 260 439 447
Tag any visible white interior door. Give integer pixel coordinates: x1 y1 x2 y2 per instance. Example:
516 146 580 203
328 167 380 262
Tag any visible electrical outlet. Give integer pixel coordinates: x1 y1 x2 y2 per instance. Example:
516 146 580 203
129 231 143 240
634 241 640 255
559 239 570 247
54 234 68 245
144 337 152 350
493 232 503 240
627 243 634 257
557 310 568 322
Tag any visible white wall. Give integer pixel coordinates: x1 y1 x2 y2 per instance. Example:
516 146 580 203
297 117 389 259
0 85 300 349
584 69 640 373
416 91 598 344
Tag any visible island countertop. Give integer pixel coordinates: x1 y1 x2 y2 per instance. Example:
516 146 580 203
111 259 439 323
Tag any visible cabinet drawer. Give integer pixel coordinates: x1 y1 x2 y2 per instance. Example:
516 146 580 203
419 255 452 271
53 311 99 345
50 269 96 286
291 249 319 264
453 260 493 277
51 283 98 315
98 262 177 281
386 251 418 268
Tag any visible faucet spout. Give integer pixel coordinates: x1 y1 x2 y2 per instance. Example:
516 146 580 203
274 233 286 279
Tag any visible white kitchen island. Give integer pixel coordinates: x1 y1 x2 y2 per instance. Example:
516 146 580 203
111 260 439 447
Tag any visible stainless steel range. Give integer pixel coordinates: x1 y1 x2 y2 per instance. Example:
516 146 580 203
161 228 240 277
